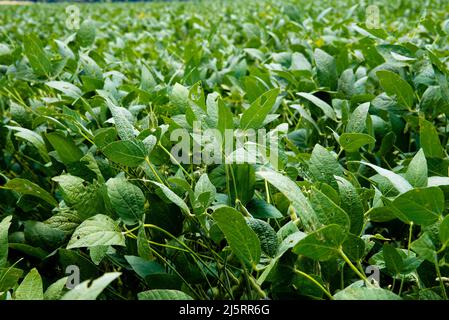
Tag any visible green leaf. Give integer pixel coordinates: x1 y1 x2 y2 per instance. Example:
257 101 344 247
339 133 375 152
94 127 117 149
4 178 57 207
137 226 153 260
107 101 136 141
217 97 234 137
15 268 43 300
150 181 191 216
293 224 347 261
137 289 193 300
389 187 443 226
46 132 84 164
0 267 23 292
231 164 255 205
257 169 319 231
419 118 444 158
411 232 437 264
405 149 428 188
106 176 145 225
52 175 107 220
124 255 164 279
246 198 283 219
77 20 96 47
46 81 82 100
309 144 343 190
0 216 12 268
103 139 147 167
297 92 336 121
309 187 350 230
24 220 65 250
6 126 50 162
377 70 414 108
314 48 338 90
346 102 370 133
335 176 364 235
61 272 121 300
383 244 404 275
342 234 365 261
334 287 402 300
240 88 279 130
23 34 52 77
44 277 68 300
361 161 412 194
67 214 125 249
212 206 261 268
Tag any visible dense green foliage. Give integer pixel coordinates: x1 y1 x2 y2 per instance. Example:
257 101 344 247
1 0 449 300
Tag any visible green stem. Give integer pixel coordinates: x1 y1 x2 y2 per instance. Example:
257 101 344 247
158 142 194 182
435 258 448 300
293 269 334 300
407 222 414 256
145 156 164 185
339 248 369 283
398 277 404 296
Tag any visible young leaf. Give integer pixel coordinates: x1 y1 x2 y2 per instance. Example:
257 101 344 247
212 206 261 268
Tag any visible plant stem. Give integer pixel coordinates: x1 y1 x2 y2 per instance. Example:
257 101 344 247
435 257 448 300
407 222 414 255
158 142 194 182
144 156 165 185
293 269 334 300
339 248 369 283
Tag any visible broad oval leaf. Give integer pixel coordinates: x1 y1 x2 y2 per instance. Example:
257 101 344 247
67 214 125 249
212 206 261 268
